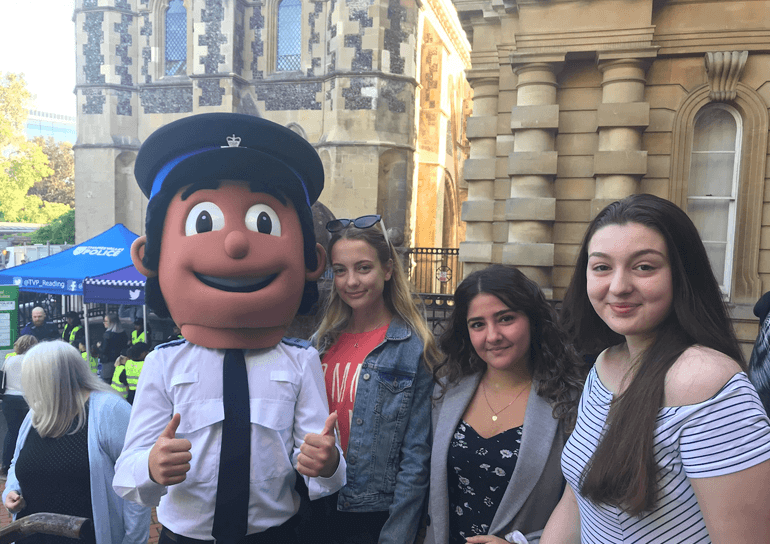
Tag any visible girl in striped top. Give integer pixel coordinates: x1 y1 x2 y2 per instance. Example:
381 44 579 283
541 194 770 543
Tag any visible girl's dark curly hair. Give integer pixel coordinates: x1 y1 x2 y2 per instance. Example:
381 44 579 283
434 264 588 431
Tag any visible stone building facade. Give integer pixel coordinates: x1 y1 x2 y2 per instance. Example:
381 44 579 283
73 0 471 259
452 0 770 354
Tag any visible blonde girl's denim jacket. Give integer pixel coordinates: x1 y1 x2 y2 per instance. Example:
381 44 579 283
325 317 433 544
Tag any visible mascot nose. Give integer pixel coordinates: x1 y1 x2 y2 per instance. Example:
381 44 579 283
224 230 249 259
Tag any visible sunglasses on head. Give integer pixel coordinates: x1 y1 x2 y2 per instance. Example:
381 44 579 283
326 214 392 253
326 214 382 232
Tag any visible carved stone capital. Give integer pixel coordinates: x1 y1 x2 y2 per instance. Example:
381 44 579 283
705 51 748 102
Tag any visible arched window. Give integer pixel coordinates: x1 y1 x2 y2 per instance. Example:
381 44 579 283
165 0 187 76
686 104 742 296
276 0 301 72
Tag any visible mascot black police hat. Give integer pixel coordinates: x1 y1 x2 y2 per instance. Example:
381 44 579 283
134 113 323 209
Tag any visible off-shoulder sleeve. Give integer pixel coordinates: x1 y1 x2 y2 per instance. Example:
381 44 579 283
676 373 770 478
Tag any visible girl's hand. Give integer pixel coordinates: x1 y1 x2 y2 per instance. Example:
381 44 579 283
465 535 512 544
5 491 25 513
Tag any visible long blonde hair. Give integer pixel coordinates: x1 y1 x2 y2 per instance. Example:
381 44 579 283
314 222 441 369
22 341 114 438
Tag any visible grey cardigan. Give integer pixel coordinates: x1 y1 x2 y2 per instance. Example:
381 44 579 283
424 373 567 544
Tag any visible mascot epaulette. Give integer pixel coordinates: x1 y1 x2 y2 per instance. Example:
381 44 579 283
282 337 311 349
157 338 187 350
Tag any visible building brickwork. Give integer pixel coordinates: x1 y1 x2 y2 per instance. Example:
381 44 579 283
451 0 770 356
73 0 472 267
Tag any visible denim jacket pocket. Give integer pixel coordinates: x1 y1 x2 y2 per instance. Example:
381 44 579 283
375 371 414 422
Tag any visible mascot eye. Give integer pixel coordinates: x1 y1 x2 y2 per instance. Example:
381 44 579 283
184 202 225 236
245 204 282 237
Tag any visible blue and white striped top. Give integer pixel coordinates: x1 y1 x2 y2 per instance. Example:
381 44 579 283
562 367 770 543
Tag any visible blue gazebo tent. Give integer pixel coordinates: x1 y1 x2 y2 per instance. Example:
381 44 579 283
0 224 139 368
0 224 138 295
84 265 148 353
83 265 146 306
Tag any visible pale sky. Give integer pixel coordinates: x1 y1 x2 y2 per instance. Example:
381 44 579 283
0 0 77 116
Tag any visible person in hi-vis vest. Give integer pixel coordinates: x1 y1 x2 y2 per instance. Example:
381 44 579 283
111 355 129 400
62 311 85 347
131 318 148 346
124 343 150 405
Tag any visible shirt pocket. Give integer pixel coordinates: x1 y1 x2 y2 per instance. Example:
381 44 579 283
174 399 224 483
249 398 295 482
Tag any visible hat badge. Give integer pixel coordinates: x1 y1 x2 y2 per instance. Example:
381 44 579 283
223 134 241 148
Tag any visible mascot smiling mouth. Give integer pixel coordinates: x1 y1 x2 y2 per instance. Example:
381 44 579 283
195 273 278 293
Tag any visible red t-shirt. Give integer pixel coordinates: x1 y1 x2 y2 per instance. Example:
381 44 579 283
322 324 389 454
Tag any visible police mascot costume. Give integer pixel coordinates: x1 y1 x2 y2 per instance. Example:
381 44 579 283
113 113 345 544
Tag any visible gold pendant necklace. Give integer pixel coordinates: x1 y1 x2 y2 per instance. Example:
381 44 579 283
352 318 388 348
482 380 531 422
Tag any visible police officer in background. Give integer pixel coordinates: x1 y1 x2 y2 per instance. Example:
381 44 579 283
19 307 58 342
131 318 149 347
62 311 85 348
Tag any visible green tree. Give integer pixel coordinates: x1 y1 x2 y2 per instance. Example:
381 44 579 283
30 208 75 244
0 72 70 222
28 137 75 207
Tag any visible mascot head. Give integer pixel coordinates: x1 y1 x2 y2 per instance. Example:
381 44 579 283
131 113 326 349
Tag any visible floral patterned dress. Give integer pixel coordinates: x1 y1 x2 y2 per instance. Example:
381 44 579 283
447 420 523 544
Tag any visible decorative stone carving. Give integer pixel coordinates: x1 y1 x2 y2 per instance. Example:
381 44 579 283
705 51 748 102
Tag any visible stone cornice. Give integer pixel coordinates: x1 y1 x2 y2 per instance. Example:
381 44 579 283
451 0 516 39
509 52 566 70
512 27 655 56
452 0 516 22
654 29 770 55
425 0 473 69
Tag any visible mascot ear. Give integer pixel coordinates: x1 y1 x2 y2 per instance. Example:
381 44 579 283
131 236 158 278
306 243 326 281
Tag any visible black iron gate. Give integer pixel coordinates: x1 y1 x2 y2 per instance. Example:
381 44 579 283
405 248 461 295
403 248 461 337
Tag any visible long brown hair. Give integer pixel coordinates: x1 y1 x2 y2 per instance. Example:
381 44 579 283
314 222 441 369
561 194 744 514
435 264 588 431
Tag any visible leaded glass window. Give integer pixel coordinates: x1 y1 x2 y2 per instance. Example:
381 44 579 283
686 104 742 296
165 0 187 76
276 0 301 71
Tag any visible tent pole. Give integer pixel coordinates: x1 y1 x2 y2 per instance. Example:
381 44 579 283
83 302 90 367
143 304 148 347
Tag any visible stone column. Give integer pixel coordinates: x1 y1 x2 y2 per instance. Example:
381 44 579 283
505 56 563 296
592 52 655 216
459 70 499 276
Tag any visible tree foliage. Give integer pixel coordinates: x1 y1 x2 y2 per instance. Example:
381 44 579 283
30 208 75 244
0 72 71 223
28 137 75 207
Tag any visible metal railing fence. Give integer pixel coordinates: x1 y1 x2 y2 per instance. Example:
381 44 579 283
405 247 461 296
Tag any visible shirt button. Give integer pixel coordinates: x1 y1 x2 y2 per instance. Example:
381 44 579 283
363 373 370 380
349 457 356 465
356 418 363 425
344 502 351 508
